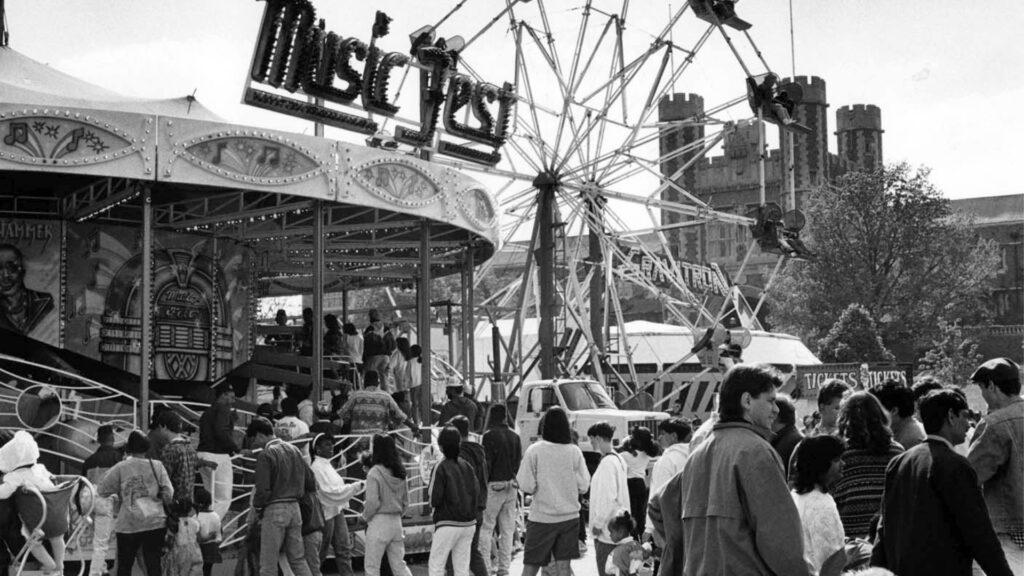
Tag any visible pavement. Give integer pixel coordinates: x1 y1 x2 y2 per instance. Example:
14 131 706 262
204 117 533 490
200 536 601 576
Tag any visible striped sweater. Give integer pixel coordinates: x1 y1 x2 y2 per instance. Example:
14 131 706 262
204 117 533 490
832 441 905 539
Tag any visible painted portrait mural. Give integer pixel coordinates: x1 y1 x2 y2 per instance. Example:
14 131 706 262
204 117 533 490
0 218 60 345
65 223 252 381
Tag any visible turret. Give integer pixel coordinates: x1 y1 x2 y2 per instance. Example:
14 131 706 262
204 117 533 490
658 93 706 259
836 104 883 173
782 76 829 191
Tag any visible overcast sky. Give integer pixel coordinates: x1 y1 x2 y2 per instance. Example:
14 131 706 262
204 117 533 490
7 0 1021 203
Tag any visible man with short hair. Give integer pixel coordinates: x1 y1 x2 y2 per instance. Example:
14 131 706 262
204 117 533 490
248 417 317 576
872 389 1013 576
678 364 810 576
587 422 630 576
770 393 803 474
479 404 521 576
83 425 121 576
448 416 488 576
276 397 310 440
198 383 239 520
967 357 1024 575
870 380 927 450
337 370 420 435
811 379 849 437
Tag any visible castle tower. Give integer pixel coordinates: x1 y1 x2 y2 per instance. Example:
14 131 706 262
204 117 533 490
836 104 883 173
658 93 705 259
782 76 829 193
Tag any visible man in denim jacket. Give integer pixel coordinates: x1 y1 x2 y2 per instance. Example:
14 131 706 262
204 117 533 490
968 358 1024 575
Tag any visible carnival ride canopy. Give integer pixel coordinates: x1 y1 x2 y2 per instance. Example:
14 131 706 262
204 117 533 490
475 318 821 383
0 46 500 294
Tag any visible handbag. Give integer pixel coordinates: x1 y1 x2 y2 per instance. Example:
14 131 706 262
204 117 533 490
299 490 325 535
131 459 167 520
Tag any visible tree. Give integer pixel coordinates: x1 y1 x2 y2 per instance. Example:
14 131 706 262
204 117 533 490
917 318 983 386
817 303 895 363
769 163 999 361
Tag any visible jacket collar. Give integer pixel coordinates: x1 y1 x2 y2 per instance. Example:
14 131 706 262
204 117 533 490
926 434 955 450
713 420 774 441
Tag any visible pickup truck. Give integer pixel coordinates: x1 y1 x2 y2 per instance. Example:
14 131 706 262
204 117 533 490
515 379 670 459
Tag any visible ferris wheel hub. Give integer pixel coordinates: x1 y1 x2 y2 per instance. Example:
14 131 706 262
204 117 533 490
532 171 561 190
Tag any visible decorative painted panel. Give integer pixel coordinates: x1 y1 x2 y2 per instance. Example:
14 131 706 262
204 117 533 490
351 158 444 208
0 113 141 167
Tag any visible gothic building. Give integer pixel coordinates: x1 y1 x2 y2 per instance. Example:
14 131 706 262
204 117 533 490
657 76 883 289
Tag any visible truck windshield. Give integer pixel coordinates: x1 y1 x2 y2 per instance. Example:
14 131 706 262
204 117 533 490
559 381 617 410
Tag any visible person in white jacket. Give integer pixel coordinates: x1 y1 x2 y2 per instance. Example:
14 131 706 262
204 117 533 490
587 422 630 576
648 418 692 495
644 418 692 560
310 433 364 576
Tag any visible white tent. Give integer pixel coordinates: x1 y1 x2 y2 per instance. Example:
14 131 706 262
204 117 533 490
475 318 820 384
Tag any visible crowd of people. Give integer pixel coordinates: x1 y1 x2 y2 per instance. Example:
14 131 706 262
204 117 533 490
0 339 1018 576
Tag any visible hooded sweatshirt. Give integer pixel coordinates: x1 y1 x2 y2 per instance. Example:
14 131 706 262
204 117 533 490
363 464 408 522
0 431 54 499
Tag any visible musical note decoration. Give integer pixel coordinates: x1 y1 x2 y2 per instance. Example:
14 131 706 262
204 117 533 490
0 119 127 164
182 136 320 183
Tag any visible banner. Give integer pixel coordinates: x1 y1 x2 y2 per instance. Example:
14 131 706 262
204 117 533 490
0 218 60 345
796 363 914 401
65 224 253 381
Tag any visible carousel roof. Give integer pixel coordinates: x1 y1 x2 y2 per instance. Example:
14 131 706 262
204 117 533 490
0 47 221 121
0 47 499 293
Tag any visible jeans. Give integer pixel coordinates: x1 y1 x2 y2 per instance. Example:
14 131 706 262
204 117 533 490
321 514 354 576
259 502 311 576
480 483 517 576
430 525 476 576
278 529 322 576
115 528 164 576
365 514 412 576
303 531 323 576
90 496 114 576
198 452 234 521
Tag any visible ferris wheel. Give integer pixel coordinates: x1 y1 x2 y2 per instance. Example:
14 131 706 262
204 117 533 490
364 0 810 398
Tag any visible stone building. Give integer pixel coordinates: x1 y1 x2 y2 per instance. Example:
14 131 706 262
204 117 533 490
951 195 1024 362
658 76 883 289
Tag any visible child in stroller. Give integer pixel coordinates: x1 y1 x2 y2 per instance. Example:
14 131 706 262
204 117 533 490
0 431 67 576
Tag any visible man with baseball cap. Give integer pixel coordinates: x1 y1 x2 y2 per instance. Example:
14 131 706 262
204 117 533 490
967 357 1024 574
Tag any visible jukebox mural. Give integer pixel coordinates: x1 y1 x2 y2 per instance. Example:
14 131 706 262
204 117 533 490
65 223 252 381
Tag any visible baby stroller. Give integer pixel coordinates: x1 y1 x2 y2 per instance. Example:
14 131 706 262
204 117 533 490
8 476 96 576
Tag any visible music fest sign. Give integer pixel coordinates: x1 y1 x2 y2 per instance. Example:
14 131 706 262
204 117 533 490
244 0 517 166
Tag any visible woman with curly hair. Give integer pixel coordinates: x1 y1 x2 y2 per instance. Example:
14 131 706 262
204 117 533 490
832 391 904 539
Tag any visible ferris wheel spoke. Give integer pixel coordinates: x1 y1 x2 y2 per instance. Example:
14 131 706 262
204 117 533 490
556 43 676 176
511 22 551 169
567 3 611 96
601 25 715 183
458 0 523 54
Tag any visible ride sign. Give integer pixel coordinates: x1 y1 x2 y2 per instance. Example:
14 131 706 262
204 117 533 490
244 0 517 166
